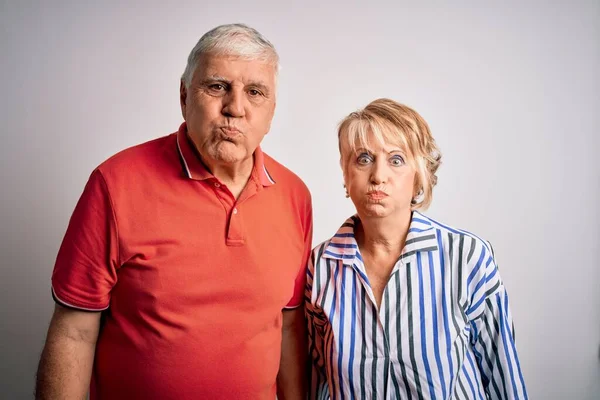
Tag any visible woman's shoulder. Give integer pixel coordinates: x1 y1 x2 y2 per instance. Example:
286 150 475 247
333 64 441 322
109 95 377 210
413 212 495 256
310 215 358 262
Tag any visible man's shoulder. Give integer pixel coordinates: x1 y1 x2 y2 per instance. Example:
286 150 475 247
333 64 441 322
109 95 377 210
96 133 176 178
263 152 310 197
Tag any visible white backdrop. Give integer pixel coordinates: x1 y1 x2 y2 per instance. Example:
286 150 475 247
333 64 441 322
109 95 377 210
1 1 599 398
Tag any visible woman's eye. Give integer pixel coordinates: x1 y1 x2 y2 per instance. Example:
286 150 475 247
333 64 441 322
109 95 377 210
357 153 372 165
390 156 404 166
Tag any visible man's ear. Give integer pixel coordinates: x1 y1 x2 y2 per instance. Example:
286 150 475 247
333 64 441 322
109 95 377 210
179 81 187 119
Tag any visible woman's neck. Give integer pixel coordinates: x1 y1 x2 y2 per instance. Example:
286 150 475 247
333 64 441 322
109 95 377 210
355 210 412 260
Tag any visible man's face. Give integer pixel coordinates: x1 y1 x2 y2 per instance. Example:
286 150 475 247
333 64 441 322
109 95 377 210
180 54 276 168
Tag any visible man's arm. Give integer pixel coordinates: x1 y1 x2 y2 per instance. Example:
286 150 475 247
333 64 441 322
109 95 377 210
277 306 308 400
35 304 101 400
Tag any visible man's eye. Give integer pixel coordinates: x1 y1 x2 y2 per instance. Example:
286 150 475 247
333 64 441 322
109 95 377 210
209 84 226 91
248 89 262 97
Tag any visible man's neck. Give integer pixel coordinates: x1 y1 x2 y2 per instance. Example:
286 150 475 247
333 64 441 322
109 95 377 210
208 158 254 200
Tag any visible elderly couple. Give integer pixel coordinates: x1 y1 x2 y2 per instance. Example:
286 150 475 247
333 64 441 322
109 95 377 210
35 24 527 400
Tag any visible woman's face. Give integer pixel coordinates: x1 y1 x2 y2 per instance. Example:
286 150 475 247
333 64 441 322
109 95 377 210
343 136 417 219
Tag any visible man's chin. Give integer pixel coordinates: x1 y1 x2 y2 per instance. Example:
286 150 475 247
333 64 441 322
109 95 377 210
211 149 248 165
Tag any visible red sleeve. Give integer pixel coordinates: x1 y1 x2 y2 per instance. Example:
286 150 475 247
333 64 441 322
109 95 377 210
285 192 313 309
51 168 120 311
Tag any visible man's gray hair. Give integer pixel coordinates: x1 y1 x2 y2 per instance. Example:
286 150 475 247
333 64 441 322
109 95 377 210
181 23 280 88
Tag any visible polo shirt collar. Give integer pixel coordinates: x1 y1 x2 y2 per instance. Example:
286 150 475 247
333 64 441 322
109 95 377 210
323 211 439 265
176 122 275 187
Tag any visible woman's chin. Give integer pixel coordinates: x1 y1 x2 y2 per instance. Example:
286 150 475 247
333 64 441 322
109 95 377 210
360 203 391 218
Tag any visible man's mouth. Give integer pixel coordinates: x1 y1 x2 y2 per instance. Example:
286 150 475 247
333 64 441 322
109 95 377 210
220 126 241 137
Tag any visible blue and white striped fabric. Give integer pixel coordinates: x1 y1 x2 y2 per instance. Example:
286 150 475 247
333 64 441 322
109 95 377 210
306 212 527 399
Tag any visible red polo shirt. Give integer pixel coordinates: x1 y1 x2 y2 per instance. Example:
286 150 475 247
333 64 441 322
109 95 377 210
51 123 313 399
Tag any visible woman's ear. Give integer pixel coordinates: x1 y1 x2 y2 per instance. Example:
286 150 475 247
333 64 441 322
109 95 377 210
411 173 423 205
340 157 350 198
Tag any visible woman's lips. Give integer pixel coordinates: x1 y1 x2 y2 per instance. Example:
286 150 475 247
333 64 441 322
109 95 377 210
367 191 388 200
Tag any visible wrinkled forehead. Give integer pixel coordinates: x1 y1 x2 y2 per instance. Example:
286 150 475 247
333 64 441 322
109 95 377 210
339 116 412 158
195 53 278 85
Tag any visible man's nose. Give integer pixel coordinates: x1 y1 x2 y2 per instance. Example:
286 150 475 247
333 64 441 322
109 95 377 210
222 88 245 118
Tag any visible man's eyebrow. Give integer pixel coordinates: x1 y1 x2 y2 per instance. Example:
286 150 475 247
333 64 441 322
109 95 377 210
201 75 230 84
200 77 271 95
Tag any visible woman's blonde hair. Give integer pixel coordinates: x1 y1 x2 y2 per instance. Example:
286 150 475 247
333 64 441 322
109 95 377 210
338 98 442 210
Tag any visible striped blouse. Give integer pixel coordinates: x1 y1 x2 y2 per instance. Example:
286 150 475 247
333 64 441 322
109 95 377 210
305 212 527 399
